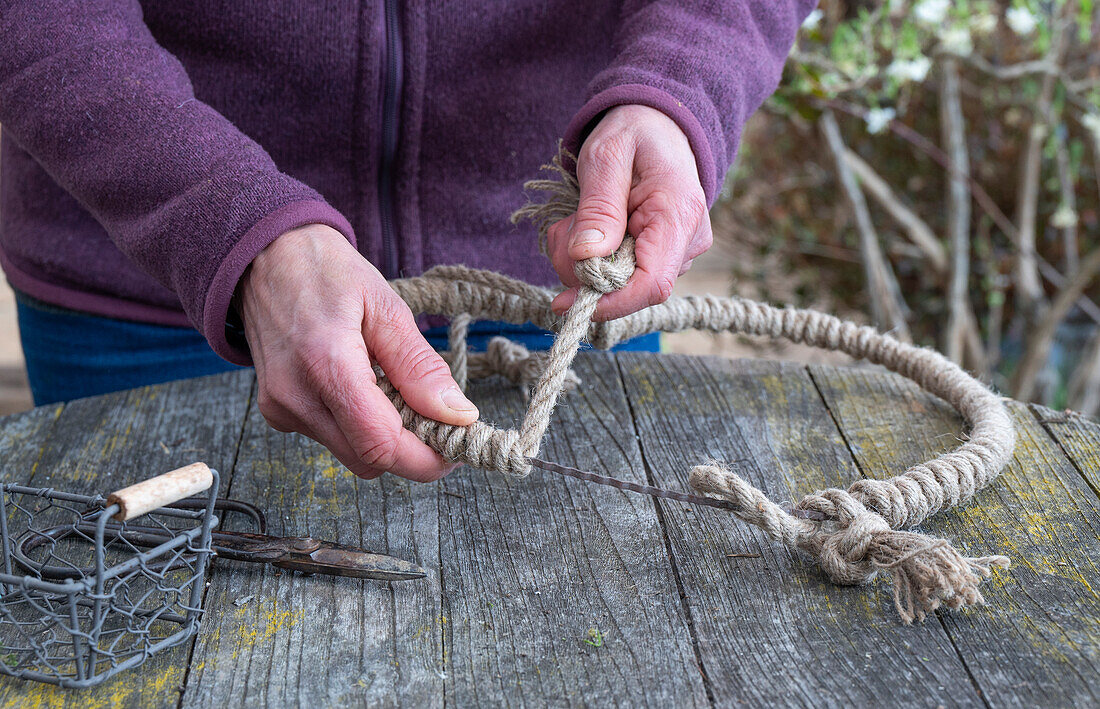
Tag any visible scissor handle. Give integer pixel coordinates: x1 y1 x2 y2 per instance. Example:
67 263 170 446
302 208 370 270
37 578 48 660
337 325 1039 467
107 462 213 521
14 500 264 580
168 497 268 534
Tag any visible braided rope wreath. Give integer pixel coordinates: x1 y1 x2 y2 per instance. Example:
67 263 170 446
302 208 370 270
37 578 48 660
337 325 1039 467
375 156 1015 624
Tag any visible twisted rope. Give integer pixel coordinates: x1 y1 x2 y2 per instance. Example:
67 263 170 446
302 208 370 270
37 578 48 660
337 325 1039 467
447 313 472 391
443 336 581 396
378 158 1015 623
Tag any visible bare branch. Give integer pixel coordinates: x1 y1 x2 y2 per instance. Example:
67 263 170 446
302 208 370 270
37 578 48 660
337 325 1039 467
841 150 947 275
817 101 1100 327
820 109 911 340
1065 75 1100 95
1052 122 1079 274
1038 260 1100 325
986 276 1007 371
965 55 1057 81
1014 247 1100 402
1067 328 1100 417
939 57 976 365
962 306 986 374
1014 82 1055 316
1013 9 1075 319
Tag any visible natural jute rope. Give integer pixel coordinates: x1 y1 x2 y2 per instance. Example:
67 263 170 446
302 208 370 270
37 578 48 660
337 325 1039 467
378 155 1015 624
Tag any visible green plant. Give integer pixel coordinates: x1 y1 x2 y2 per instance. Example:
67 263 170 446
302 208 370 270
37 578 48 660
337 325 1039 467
723 0 1100 410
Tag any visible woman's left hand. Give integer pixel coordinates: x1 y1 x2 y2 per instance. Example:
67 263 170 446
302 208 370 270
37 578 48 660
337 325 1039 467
547 104 712 320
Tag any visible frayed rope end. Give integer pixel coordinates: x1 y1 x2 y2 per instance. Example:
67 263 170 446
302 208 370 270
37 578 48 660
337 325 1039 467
874 534 1010 624
509 143 580 255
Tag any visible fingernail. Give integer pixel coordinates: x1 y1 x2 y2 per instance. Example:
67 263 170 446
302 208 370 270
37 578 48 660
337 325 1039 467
441 387 478 413
572 228 604 247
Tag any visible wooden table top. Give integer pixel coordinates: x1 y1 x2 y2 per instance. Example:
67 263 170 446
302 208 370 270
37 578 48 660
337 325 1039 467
0 352 1097 707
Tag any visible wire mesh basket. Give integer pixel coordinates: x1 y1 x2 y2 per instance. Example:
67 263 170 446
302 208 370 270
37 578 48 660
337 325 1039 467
0 466 218 688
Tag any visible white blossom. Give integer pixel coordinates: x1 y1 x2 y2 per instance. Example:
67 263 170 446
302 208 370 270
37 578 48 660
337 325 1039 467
1083 113 1100 142
940 27 973 56
864 107 896 135
970 14 998 35
1050 203 1078 229
802 9 823 30
914 0 950 25
887 57 932 83
1006 7 1038 35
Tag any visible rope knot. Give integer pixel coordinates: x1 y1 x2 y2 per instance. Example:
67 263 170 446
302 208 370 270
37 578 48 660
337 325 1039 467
574 237 636 294
805 500 1010 622
813 508 891 585
691 462 1010 624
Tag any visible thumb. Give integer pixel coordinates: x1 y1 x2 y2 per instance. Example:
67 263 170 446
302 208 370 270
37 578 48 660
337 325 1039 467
366 298 479 427
568 136 634 261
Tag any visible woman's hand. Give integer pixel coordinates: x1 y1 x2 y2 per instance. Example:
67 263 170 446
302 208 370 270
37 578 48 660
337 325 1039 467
548 104 712 320
237 224 478 482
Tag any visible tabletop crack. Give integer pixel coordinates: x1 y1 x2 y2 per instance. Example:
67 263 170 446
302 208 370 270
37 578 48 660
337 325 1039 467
612 353 716 709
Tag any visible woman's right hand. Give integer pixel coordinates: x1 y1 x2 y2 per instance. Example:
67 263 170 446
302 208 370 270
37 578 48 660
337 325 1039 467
237 224 478 482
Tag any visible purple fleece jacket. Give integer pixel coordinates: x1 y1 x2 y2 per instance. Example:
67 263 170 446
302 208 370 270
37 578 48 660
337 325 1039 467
0 1 816 364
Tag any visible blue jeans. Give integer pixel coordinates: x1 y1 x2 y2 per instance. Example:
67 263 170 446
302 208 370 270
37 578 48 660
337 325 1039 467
15 293 659 405
16 294 243 406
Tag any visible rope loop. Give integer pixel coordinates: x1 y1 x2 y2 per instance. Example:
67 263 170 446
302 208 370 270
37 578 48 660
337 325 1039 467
373 151 1016 623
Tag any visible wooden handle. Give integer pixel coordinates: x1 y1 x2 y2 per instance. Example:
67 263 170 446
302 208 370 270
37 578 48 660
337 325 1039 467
107 462 214 521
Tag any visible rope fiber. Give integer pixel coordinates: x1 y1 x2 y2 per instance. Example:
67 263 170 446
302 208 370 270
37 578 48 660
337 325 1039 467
378 153 1016 624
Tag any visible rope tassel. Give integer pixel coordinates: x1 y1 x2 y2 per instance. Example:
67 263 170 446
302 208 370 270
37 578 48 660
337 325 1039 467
689 463 1009 623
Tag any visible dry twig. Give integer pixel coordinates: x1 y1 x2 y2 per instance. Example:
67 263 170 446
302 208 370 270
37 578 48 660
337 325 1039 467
1014 247 1100 401
939 57 981 367
820 109 911 340
841 150 946 275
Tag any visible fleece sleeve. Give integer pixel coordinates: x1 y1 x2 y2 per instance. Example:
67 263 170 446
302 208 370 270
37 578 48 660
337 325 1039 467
563 0 819 204
0 0 354 364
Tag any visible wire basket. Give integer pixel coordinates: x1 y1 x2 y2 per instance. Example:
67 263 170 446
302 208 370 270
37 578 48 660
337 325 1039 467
0 468 218 688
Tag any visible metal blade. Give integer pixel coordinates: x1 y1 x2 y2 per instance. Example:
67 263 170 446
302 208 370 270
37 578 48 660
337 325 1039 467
274 543 428 581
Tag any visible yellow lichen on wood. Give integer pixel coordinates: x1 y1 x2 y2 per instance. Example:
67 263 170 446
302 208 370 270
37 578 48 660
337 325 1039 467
1 661 184 709
810 364 1100 691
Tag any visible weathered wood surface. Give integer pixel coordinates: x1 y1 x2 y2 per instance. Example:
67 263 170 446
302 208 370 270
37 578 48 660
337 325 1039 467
810 365 1100 707
183 355 706 708
182 375 444 707
434 355 706 708
0 354 1097 708
617 355 983 707
0 373 252 709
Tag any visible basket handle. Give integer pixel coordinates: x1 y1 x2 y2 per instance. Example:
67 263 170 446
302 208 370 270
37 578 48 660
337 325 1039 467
106 462 214 521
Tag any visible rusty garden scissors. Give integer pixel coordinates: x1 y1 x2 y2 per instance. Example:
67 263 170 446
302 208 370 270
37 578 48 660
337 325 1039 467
14 496 426 581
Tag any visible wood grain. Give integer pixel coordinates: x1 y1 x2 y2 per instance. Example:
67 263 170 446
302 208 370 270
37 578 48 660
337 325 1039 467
810 364 1100 706
616 354 983 706
0 371 253 709
1 356 1098 707
182 379 445 708
438 353 708 707
1033 404 1100 496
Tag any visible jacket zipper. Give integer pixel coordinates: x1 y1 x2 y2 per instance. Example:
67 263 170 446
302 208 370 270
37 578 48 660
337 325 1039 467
378 0 403 278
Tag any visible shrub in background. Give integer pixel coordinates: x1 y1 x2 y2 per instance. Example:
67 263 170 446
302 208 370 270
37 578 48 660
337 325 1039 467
721 0 1100 411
